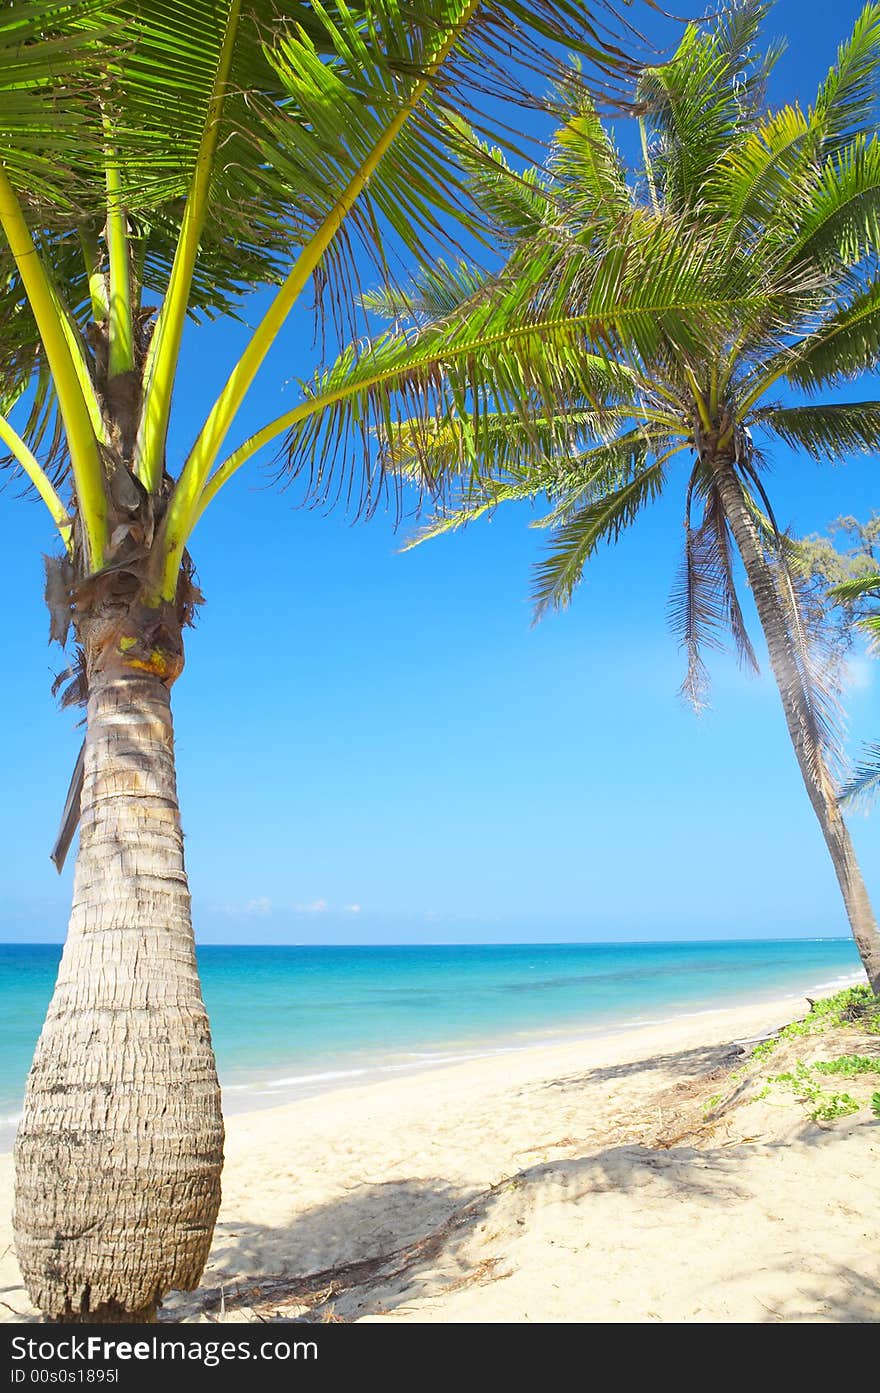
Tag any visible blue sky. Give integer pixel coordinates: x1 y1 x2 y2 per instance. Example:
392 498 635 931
2 0 879 945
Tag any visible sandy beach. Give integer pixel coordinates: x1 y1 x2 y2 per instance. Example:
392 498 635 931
1 990 878 1324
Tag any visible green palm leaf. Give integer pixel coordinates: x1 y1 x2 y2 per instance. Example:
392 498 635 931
669 479 759 709
827 569 880 648
783 279 880 391
635 1 779 213
707 105 812 238
399 465 549 547
460 140 555 243
0 2 107 205
275 211 785 511
839 743 880 808
811 1 880 155
759 401 880 458
829 571 880 603
789 134 880 270
386 408 621 479
550 95 629 228
363 259 490 325
281 0 880 992
531 454 666 617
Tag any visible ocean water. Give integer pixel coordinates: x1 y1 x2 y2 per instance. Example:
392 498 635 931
0 938 863 1151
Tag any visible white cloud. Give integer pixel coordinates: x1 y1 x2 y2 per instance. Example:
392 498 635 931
844 656 874 693
244 897 272 917
295 898 328 915
343 904 361 914
211 897 272 918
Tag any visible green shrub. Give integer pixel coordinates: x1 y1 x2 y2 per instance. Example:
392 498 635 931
813 1054 880 1078
785 986 880 1035
809 1092 860 1122
770 1062 860 1121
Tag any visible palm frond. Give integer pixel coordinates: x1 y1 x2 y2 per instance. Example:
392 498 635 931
280 303 642 515
459 139 556 242
705 483 760 676
384 407 621 481
400 465 545 547
861 612 880 647
810 1 880 156
787 134 880 272
362 259 488 325
669 476 759 709
707 104 812 237
839 742 880 809
0 0 651 417
531 454 666 617
829 571 880 603
827 569 880 649
0 2 106 206
783 278 880 391
670 519 724 709
400 424 664 547
636 1 779 212
550 94 629 229
528 430 675 530
768 533 848 782
715 0 776 69
276 205 787 517
758 401 880 459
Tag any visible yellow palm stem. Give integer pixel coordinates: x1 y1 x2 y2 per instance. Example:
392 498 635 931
0 165 106 567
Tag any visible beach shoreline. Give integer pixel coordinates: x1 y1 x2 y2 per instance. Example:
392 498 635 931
0 942 862 1152
215 980 860 1133
216 966 864 1119
3 962 860 1151
217 969 863 1119
2 978 877 1323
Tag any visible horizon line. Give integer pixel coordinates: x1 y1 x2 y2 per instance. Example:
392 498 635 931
0 935 856 948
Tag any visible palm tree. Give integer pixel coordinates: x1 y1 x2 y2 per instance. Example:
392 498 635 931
1 0 650 1323
302 1 880 990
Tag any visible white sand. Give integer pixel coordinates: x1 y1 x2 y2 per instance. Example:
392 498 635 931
1 992 878 1323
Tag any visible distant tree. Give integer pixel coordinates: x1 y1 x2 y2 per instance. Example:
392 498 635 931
798 513 880 598
801 515 880 807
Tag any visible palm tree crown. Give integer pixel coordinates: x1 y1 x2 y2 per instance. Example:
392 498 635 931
1 0 633 597
394 2 880 684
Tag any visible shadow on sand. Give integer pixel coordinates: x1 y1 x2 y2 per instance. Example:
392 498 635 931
168 1117 878 1324
536 1039 746 1091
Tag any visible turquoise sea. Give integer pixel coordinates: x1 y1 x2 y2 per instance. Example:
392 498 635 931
0 938 863 1151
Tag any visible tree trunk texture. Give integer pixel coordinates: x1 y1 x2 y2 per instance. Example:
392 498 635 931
714 458 880 994
13 623 223 1322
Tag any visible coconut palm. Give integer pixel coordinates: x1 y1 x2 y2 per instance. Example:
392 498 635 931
1 0 653 1323
299 1 880 989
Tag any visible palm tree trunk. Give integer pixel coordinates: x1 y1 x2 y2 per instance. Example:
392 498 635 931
714 458 880 993
13 635 223 1322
